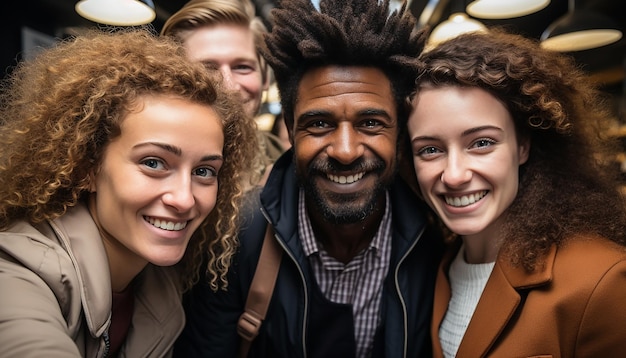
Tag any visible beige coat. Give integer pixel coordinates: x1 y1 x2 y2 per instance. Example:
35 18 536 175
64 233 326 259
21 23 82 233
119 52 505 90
432 236 626 358
0 202 184 357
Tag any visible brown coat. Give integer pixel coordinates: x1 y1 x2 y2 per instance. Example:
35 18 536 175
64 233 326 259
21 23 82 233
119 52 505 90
432 236 626 358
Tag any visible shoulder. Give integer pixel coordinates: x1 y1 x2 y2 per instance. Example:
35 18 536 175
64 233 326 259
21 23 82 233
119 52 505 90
0 220 71 281
555 235 626 268
549 236 626 295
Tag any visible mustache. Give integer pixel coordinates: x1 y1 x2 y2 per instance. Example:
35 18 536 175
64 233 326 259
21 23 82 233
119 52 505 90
309 157 385 174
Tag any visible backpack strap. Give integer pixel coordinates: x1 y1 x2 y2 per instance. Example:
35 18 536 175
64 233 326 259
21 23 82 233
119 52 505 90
237 224 283 357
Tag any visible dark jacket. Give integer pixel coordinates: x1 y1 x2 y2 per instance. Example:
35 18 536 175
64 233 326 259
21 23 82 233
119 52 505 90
174 151 443 358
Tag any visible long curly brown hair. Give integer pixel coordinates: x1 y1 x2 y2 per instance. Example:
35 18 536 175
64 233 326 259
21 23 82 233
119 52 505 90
408 28 626 271
0 28 258 291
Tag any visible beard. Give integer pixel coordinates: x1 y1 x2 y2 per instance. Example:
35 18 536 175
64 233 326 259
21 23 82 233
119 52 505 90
297 156 394 225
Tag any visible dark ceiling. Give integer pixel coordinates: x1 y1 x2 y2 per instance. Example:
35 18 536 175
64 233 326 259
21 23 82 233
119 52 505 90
5 0 626 93
409 0 626 89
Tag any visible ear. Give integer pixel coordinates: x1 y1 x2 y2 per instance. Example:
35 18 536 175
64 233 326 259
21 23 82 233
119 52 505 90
518 136 531 165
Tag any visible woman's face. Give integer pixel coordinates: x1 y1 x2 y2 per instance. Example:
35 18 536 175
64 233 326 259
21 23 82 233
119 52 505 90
90 95 224 269
408 85 529 241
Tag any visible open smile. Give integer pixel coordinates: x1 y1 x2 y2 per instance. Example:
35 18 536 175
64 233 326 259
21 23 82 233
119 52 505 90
326 172 365 184
144 216 188 231
443 190 488 207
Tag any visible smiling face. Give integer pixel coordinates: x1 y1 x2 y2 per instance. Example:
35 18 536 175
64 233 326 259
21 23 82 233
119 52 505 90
408 85 529 242
183 23 266 117
293 65 398 224
90 95 224 271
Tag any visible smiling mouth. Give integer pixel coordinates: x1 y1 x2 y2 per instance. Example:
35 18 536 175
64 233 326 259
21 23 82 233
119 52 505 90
144 216 188 231
444 191 488 207
326 172 365 184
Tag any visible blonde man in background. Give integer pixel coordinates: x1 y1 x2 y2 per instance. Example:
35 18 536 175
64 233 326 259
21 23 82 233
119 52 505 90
162 0 285 189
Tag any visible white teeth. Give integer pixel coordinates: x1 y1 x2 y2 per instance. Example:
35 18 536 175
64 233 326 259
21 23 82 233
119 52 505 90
445 191 487 207
145 217 187 231
327 172 365 184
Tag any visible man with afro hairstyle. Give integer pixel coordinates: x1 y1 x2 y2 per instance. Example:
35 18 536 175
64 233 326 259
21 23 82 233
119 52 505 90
174 1 443 357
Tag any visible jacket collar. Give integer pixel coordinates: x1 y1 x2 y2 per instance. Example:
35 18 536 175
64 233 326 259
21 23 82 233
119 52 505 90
49 203 184 346
49 202 112 337
433 241 556 358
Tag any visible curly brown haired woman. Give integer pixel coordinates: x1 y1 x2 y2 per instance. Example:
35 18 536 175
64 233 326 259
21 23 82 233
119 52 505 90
0 28 257 357
407 28 626 357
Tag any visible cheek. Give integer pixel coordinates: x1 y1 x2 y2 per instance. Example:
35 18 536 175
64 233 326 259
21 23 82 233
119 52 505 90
198 186 219 216
240 76 263 94
413 161 438 192
371 136 398 162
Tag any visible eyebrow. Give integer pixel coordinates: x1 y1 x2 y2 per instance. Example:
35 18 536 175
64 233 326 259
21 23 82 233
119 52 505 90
411 125 503 142
461 125 503 136
297 108 392 122
359 108 392 119
134 142 223 162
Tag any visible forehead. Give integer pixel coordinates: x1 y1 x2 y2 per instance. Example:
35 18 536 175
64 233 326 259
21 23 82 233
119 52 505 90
295 66 395 115
411 85 514 134
183 23 256 62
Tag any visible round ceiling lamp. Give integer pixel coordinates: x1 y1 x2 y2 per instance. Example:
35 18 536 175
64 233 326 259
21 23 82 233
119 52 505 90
466 0 550 19
540 1 622 52
427 12 487 49
76 0 156 26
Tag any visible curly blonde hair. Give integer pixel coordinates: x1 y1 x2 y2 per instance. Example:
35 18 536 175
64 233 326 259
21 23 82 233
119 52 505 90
0 28 258 291
409 28 626 270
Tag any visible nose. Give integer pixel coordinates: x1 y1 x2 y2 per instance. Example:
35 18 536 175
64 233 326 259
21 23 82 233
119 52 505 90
441 152 472 187
162 175 196 212
326 123 364 165
219 67 240 91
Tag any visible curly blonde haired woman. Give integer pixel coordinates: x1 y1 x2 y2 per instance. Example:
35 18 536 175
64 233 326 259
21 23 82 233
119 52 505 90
0 28 257 357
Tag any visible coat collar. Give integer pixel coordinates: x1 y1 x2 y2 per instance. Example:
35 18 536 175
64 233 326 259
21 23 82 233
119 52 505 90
433 241 557 358
49 202 112 337
49 204 184 340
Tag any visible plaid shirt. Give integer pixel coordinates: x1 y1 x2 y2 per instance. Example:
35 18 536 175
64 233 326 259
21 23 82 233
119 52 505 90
299 189 392 358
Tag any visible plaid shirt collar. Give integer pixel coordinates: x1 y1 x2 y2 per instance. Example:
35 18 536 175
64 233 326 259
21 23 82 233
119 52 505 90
298 188 391 258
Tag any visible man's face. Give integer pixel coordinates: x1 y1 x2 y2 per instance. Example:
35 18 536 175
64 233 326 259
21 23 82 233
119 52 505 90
183 23 266 117
292 66 398 224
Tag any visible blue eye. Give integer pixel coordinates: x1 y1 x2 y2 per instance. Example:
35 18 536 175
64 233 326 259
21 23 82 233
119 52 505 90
417 146 441 156
194 167 217 178
473 138 496 149
142 158 165 170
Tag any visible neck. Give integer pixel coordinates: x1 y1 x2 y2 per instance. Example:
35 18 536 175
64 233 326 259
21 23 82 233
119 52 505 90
461 233 500 264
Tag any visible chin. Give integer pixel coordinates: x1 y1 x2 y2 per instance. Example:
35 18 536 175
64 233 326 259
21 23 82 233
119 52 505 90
149 253 186 267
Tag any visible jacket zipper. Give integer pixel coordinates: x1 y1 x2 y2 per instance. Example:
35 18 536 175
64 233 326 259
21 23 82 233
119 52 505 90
393 225 426 358
260 209 309 358
102 330 110 357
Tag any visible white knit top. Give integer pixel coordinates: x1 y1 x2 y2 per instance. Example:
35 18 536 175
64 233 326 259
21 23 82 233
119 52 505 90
439 246 495 358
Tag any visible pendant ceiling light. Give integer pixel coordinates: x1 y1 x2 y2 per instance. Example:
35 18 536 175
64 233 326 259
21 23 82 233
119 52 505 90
540 0 622 52
76 0 156 26
427 12 487 49
466 0 550 19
